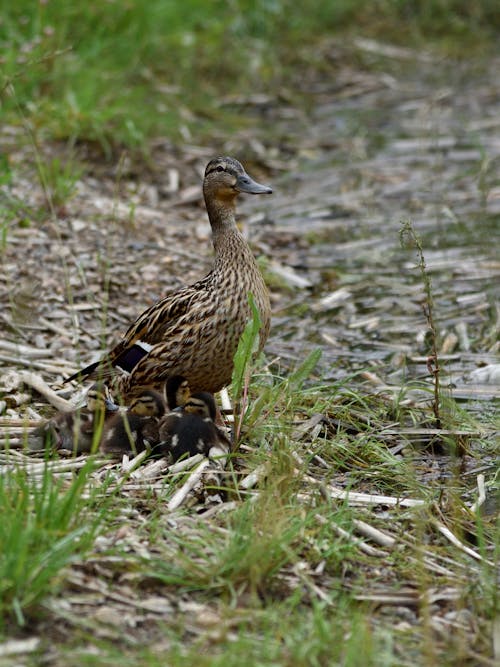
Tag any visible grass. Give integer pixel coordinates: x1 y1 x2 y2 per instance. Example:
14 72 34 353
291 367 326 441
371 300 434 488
1 347 496 663
0 457 108 627
0 2 498 663
1 1 499 157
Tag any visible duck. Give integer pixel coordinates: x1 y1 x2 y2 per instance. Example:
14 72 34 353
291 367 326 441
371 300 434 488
100 389 166 456
36 383 119 454
64 156 272 402
157 391 231 462
165 374 191 410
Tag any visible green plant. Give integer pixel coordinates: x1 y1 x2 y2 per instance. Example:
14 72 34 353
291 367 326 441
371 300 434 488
0 459 108 626
400 219 442 427
35 155 83 212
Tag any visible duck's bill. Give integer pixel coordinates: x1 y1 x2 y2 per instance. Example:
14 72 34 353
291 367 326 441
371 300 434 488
235 173 272 195
105 397 120 412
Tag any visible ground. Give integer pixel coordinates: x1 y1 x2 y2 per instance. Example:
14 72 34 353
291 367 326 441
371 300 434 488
0 39 498 666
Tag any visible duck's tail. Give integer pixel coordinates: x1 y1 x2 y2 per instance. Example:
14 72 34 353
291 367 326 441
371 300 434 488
64 341 152 384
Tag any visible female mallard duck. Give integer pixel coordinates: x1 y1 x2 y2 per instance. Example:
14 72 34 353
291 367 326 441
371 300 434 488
100 389 166 456
37 383 119 454
65 156 272 401
157 392 231 462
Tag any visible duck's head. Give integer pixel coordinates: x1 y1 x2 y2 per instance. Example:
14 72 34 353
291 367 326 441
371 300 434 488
203 157 272 202
86 383 119 413
183 392 217 421
165 375 191 409
128 389 166 417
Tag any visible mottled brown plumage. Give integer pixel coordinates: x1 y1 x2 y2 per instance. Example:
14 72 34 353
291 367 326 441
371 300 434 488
65 156 272 401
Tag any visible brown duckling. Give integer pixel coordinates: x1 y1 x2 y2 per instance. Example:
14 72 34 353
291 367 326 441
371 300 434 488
38 383 119 454
100 388 166 456
64 156 272 402
165 374 191 410
157 392 231 462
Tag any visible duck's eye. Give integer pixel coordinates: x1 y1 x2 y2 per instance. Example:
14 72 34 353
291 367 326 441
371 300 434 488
216 166 225 173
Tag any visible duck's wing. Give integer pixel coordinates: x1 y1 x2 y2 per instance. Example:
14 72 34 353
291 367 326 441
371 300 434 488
64 280 209 384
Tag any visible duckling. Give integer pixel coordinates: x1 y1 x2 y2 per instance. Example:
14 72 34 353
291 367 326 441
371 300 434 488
100 388 166 456
64 157 272 402
37 383 119 454
165 374 191 410
157 392 231 462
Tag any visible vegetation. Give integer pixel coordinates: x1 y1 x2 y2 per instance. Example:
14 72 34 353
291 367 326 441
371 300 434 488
0 352 497 663
0 1 498 664
1 1 499 153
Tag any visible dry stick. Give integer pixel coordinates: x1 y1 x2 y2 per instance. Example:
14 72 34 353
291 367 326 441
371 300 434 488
0 355 75 376
0 438 23 447
316 514 388 557
469 474 487 513
63 570 170 612
433 520 494 566
3 371 73 412
352 518 397 548
168 453 205 474
0 637 41 658
120 449 149 474
130 457 170 480
239 464 268 490
291 563 333 604
0 340 49 358
219 387 234 423
353 593 420 606
0 419 44 427
0 455 90 476
291 449 425 508
167 459 211 511
39 316 77 338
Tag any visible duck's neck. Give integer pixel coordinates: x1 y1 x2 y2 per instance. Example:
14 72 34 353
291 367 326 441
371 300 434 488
205 196 242 251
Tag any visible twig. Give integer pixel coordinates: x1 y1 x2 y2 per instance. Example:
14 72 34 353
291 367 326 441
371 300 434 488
328 484 425 508
0 355 75 375
2 371 73 412
168 454 205 474
167 459 210 510
469 474 486 513
0 420 44 428
219 387 234 422
0 340 49 358
239 464 268 490
434 520 494 566
316 515 388 557
353 592 420 606
0 637 41 658
120 449 149 474
352 519 397 548
130 457 170 480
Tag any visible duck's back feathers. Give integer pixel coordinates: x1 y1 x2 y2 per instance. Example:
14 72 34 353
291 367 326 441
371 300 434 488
64 156 272 400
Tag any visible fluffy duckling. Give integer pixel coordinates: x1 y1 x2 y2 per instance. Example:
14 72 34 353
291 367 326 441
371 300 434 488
165 374 191 410
64 156 272 402
38 383 119 454
157 392 231 462
100 389 166 456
